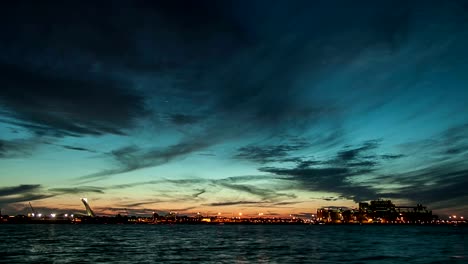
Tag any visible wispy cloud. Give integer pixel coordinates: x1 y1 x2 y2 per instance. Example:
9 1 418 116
77 137 214 182
0 184 55 206
49 186 104 195
204 201 269 207
235 139 309 164
0 138 40 158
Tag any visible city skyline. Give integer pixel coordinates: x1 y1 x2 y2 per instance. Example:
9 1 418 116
1 1 468 218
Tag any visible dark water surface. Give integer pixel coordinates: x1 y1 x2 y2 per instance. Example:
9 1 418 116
1 224 466 263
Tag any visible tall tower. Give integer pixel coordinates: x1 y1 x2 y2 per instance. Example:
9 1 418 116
81 198 96 217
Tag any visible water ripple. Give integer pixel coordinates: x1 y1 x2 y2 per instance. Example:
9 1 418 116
0 225 466 263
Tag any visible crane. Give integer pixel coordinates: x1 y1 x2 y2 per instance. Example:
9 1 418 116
29 202 37 216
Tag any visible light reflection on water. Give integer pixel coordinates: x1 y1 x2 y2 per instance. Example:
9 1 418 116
1 224 466 263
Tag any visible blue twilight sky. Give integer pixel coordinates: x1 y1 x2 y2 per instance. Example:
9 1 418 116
1 0 468 217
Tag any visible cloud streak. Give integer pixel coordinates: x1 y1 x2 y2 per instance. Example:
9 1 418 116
0 184 55 207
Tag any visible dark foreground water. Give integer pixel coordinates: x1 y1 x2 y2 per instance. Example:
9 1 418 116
1 224 466 263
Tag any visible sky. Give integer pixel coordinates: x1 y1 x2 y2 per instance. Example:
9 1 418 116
1 0 468 218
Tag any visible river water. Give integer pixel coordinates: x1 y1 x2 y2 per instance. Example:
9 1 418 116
1 224 466 263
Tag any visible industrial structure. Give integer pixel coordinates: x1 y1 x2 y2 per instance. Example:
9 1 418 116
317 200 437 223
80 198 96 217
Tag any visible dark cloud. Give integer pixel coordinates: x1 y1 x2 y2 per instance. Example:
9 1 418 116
235 140 309 164
336 140 380 163
49 187 104 195
0 138 42 158
165 178 208 185
60 145 96 153
78 137 213 182
204 201 268 207
359 124 468 209
1 0 466 141
0 64 147 137
376 163 468 211
321 196 343 202
108 180 163 190
219 182 296 201
215 175 279 183
398 123 468 161
0 184 41 196
258 140 394 202
6 194 51 206
0 0 425 166
380 154 405 160
0 138 97 159
0 184 55 206
274 201 302 206
260 167 369 197
192 189 206 198
235 140 388 181
2 0 344 145
198 153 216 157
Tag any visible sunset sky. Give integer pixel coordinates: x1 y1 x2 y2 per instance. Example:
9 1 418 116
1 0 468 218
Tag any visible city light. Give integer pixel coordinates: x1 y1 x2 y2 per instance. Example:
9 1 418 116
2 198 462 225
